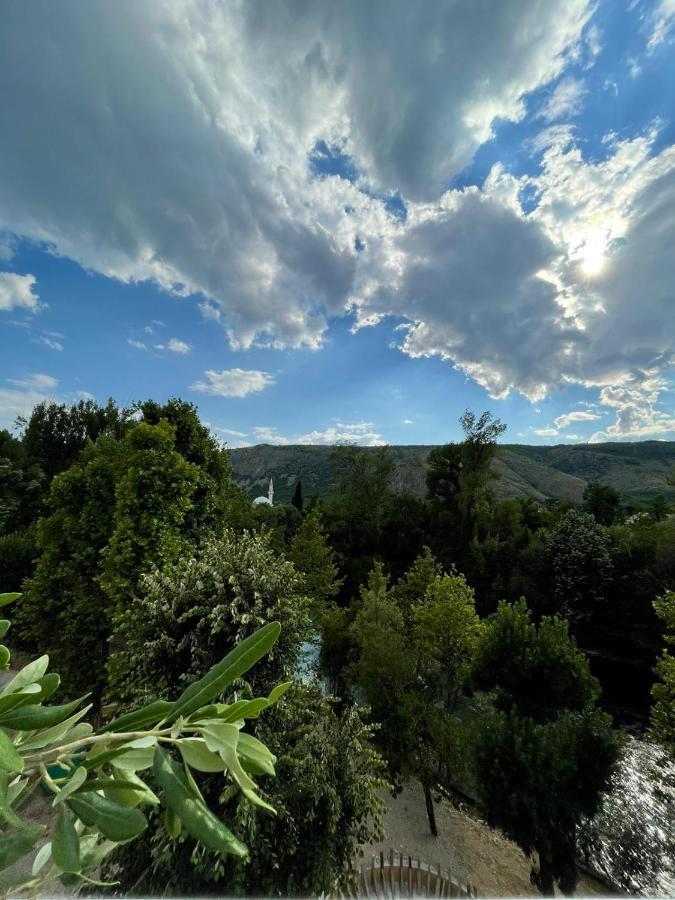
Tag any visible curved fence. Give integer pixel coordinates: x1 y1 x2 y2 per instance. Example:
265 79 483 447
337 849 478 898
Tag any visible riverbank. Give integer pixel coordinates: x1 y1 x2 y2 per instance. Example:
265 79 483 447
361 782 609 897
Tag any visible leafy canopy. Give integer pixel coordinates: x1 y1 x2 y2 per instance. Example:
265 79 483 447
472 599 619 895
0 592 287 897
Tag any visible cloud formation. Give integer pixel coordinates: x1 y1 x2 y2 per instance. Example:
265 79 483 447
0 0 591 352
538 76 587 122
0 1 672 438
252 421 384 446
167 338 191 355
33 335 63 352
0 373 58 429
553 410 602 430
191 369 275 399
0 272 40 313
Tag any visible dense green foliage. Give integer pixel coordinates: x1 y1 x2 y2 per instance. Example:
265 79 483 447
105 535 383 896
287 506 342 616
110 684 386 896
15 437 120 702
345 555 482 835
3 396 675 896
0 526 37 593
472 601 620 895
583 481 622 525
0 594 287 897
650 590 675 757
109 529 312 707
13 402 236 703
545 509 613 628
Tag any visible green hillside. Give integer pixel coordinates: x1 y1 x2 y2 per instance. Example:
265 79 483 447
230 441 675 506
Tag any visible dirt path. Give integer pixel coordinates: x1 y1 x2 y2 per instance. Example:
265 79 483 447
360 782 609 897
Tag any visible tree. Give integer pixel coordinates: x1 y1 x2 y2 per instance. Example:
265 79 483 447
348 561 476 838
472 600 619 895
426 442 463 505
0 526 37 592
546 509 612 630
287 506 342 616
427 409 506 558
19 398 129 482
15 437 121 702
98 420 199 614
583 481 622 525
348 564 417 783
319 602 355 697
134 398 244 533
0 593 286 897
650 590 675 758
649 494 670 522
390 546 443 625
412 572 483 713
110 685 386 897
102 538 383 897
0 429 44 535
108 528 312 708
16 420 203 704
324 445 395 600
291 480 304 512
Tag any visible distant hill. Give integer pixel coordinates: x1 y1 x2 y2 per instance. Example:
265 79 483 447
229 441 675 507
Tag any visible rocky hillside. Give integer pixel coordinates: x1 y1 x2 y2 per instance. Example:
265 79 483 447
229 441 675 506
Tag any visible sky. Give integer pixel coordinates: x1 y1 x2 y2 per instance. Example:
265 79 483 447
1 0 674 448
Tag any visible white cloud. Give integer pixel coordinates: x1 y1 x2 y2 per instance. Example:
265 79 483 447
348 124 675 437
215 426 247 438
9 374 58 390
253 421 384 446
33 335 63 351
647 0 675 48
127 339 146 350
352 186 570 401
534 427 560 437
0 373 58 429
588 378 675 441
0 0 592 351
1 0 672 438
402 418 414 425
538 77 587 122
191 368 275 399
553 409 601 429
76 390 95 401
0 236 16 262
252 426 290 446
167 338 191 354
0 272 40 313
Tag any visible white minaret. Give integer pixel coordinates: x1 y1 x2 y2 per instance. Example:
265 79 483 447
268 477 274 506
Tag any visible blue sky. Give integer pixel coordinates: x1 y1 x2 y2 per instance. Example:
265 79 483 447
1 0 674 447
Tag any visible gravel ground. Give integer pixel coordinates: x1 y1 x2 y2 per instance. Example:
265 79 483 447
360 782 609 898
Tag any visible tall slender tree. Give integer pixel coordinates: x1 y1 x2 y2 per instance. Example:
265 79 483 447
291 479 304 511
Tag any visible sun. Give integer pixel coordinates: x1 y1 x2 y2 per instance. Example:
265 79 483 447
575 231 611 278
579 244 607 276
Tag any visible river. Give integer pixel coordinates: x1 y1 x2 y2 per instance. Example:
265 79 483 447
579 736 675 895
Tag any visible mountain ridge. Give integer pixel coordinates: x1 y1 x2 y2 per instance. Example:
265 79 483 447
229 440 675 506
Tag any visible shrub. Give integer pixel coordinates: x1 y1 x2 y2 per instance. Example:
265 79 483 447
0 592 286 896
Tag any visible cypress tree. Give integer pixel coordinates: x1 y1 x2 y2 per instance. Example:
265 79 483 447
291 479 304 511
